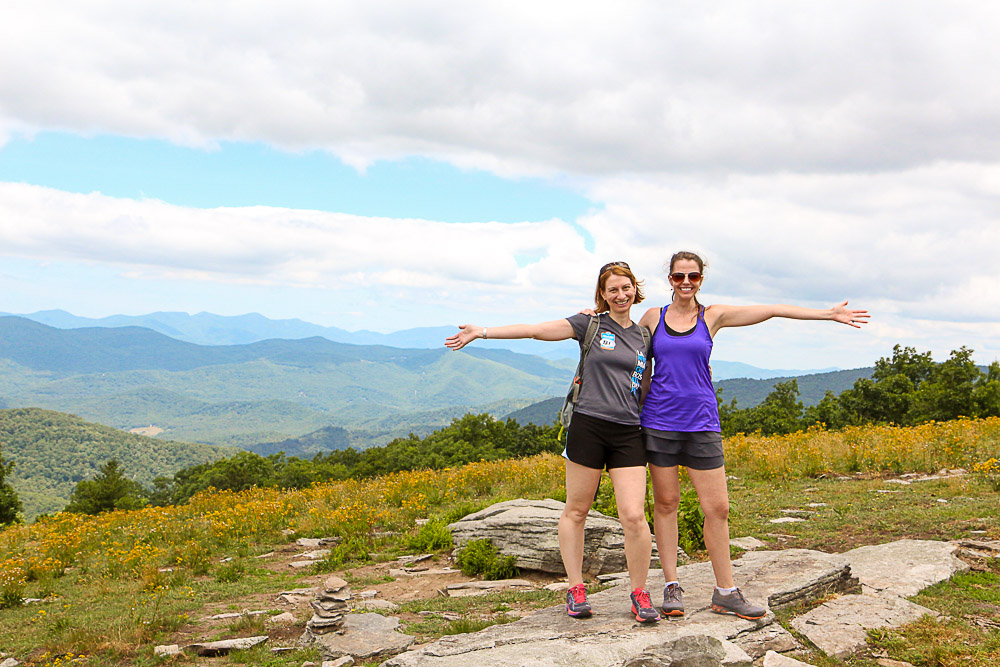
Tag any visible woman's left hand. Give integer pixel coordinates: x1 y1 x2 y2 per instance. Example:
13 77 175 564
831 301 870 328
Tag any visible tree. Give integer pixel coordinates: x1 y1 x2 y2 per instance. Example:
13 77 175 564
0 444 23 526
64 459 148 514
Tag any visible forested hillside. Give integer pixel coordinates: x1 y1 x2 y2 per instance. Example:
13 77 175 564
0 408 234 518
0 316 569 446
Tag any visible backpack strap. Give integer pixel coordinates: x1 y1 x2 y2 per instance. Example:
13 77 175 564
558 315 601 430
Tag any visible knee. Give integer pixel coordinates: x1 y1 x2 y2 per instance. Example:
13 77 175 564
701 498 730 522
561 504 590 525
617 506 649 534
654 490 680 516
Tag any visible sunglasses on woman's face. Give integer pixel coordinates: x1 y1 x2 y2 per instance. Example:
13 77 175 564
669 272 702 283
600 261 630 275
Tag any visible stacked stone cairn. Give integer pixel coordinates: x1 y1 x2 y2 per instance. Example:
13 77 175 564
306 576 351 636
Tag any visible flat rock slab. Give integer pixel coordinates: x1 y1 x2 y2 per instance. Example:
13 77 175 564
187 636 268 656
843 539 968 597
762 652 814 667
791 594 937 659
383 548 851 667
730 537 766 551
307 613 414 661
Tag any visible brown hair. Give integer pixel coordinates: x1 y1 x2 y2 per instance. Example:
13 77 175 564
594 264 645 312
668 250 706 274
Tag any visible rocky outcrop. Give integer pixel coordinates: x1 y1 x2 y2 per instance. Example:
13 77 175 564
841 539 967 597
382 547 855 666
791 594 937 659
447 498 682 576
186 636 268 656
308 613 415 661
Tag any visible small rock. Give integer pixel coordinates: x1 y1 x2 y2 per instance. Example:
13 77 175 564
187 636 269 657
356 599 399 611
970 530 987 535
359 590 378 599
730 537 766 551
414 518 429 526
268 612 297 625
804 487 818 492
208 610 267 620
544 581 570 591
805 503 827 508
874 490 900 494
324 576 350 591
396 553 434 564
1 659 20 667
153 644 183 667
323 658 356 667
388 568 407 577
298 538 323 548
876 659 916 667
769 517 806 524
281 529 296 536
779 509 817 517
289 561 315 569
884 479 911 485
622 634 729 666
762 651 813 666
158 567 174 573
302 549 332 560
220 556 233 563
936 498 948 503
301 662 318 667
255 551 275 559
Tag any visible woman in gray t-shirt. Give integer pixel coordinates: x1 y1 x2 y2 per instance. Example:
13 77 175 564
445 262 661 623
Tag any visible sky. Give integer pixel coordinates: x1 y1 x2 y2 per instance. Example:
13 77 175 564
2 1 1000 370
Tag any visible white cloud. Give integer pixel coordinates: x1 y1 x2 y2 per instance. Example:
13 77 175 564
3 2 1000 175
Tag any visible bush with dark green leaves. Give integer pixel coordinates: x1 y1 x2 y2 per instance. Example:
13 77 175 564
0 444 22 526
456 539 519 580
64 459 148 514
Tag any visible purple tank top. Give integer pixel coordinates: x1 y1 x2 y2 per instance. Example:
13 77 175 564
640 305 721 432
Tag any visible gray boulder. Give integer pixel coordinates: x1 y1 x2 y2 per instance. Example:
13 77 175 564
842 539 967 597
448 498 681 575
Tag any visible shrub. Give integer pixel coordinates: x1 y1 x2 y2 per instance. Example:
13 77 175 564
456 539 519 580
407 520 453 553
677 489 705 554
214 559 245 583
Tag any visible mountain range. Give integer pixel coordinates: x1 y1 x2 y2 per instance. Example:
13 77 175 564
1 309 838 379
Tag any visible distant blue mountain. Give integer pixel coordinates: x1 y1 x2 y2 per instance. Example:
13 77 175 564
1 309 837 378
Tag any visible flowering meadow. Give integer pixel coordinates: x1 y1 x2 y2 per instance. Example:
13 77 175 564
0 418 998 663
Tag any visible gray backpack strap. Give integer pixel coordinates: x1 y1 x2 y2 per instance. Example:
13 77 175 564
558 315 601 429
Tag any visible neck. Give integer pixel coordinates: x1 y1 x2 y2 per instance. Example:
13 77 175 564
671 296 699 313
608 310 631 328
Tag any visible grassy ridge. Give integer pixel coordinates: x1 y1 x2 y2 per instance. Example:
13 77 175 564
0 408 236 518
0 418 999 665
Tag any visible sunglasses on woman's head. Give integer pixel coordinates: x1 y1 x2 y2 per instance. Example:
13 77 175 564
669 272 702 283
600 261 630 275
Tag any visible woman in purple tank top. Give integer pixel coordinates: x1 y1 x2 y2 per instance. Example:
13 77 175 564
638 251 869 620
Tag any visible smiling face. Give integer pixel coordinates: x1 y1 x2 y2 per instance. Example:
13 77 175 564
601 273 636 315
669 258 703 301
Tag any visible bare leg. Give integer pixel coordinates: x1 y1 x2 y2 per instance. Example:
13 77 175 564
558 459 603 586
687 465 734 588
608 465 653 590
649 464 681 581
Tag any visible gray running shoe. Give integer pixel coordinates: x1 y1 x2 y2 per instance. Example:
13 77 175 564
661 582 684 617
710 587 766 620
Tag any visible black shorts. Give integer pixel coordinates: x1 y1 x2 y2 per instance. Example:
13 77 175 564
644 429 724 470
565 411 646 470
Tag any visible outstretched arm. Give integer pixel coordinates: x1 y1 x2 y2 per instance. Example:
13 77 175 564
444 319 575 351
707 300 869 337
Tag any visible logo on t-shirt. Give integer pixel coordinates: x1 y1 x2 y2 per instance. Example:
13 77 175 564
630 349 647 396
599 332 616 350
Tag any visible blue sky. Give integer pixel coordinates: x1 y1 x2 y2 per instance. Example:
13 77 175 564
1 2 999 370
0 132 596 227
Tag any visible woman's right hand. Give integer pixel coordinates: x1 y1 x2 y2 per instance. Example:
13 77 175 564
444 324 483 351
577 308 597 316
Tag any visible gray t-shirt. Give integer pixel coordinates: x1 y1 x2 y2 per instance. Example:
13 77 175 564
566 313 650 425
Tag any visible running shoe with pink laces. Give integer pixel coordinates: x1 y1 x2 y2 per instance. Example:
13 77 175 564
566 583 592 618
629 587 660 623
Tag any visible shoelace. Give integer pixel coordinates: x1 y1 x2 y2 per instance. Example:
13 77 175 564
569 584 587 604
634 588 653 609
665 584 684 601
